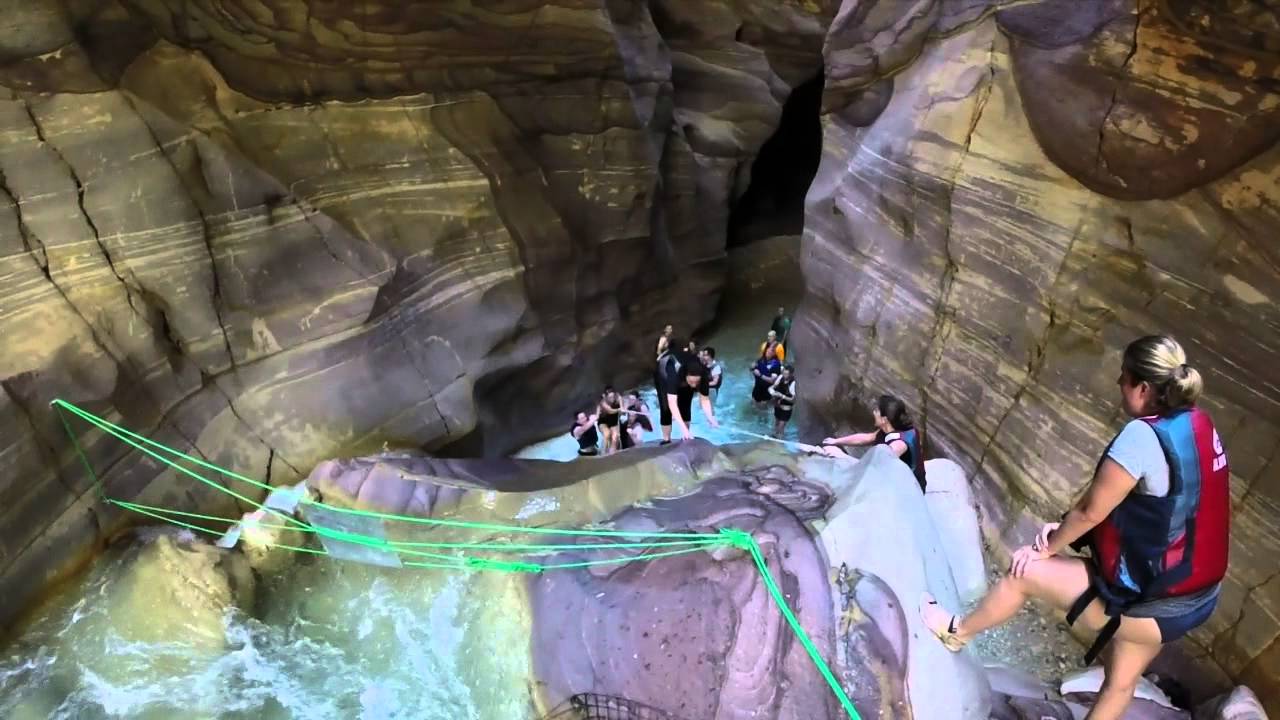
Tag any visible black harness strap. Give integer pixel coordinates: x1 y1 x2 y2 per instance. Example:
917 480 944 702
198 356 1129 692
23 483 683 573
1065 582 1124 665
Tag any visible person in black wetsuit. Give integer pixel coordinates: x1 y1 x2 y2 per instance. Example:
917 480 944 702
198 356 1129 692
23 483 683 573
619 391 653 449
655 344 720 443
571 411 599 457
597 387 623 454
750 344 782 406
768 364 797 438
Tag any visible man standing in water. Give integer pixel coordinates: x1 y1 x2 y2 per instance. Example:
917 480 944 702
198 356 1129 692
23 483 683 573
699 347 724 403
768 364 796 438
771 306 792 347
758 330 786 363
656 344 720 443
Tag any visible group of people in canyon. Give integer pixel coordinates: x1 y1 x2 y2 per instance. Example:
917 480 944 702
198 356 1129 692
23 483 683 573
570 308 799 456
573 327 1232 720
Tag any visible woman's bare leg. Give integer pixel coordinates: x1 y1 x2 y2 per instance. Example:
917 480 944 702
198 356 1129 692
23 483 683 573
1085 639 1163 720
949 556 1162 645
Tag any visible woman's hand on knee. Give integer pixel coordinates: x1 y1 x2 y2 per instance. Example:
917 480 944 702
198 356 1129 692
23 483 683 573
1010 545 1051 578
1033 522 1060 554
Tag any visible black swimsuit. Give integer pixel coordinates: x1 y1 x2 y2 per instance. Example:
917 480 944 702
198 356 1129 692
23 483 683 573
574 423 599 455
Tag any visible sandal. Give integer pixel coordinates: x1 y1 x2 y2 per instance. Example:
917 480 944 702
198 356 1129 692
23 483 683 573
920 592 968 652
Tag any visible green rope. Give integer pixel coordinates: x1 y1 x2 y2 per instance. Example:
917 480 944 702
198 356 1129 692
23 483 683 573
53 401 315 534
57 407 106 499
746 538 859 719
538 543 730 570
52 400 275 492
301 501 718 540
104 501 728 554
52 397 861 719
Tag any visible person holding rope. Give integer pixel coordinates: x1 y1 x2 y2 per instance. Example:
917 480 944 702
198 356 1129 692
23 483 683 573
597 387 623 454
818 394 925 491
571 410 600 457
656 343 719 443
918 336 1229 720
619 391 653 449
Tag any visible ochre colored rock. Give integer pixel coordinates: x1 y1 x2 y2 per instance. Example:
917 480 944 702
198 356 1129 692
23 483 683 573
798 1 1280 713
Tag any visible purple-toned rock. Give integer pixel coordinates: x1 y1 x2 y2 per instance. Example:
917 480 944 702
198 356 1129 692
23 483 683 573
527 471 866 719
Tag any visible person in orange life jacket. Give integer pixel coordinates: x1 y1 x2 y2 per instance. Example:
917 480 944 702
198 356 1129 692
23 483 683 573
819 394 925 491
768 364 797 438
918 335 1229 720
758 330 786 363
655 344 720 443
750 344 782 406
570 410 600 457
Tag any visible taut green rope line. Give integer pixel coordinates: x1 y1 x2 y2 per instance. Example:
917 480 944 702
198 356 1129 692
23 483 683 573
52 401 315 535
50 398 860 719
52 400 275 492
105 502 729 553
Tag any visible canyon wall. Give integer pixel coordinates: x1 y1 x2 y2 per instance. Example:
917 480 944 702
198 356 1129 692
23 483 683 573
796 0 1279 710
0 0 836 631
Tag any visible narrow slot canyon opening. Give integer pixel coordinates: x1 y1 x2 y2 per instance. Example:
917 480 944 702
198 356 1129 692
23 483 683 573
727 71 825 247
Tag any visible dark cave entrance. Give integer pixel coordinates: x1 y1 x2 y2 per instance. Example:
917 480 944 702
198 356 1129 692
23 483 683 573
727 71 825 247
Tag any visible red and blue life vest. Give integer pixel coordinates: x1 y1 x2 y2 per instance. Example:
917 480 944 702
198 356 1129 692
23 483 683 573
1088 407 1230 607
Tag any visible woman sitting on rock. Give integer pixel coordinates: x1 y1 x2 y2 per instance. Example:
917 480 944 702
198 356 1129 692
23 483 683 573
919 335 1231 720
818 394 924 490
571 410 599 457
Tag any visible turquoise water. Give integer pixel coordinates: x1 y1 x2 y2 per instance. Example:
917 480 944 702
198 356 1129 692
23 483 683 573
520 237 810 460
0 540 534 720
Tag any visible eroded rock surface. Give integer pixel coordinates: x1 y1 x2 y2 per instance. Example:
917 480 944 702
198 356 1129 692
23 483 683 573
527 470 851 720
0 0 837 630
798 1 1280 709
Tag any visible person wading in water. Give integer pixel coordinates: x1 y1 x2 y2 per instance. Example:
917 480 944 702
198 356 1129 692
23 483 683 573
656 343 720 443
768 364 797 438
918 336 1229 720
750 344 782 407
700 347 724 404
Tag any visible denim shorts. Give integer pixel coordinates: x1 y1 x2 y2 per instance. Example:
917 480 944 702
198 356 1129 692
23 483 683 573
1153 593 1218 642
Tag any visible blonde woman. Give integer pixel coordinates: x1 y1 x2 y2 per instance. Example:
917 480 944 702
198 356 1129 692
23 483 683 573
919 336 1230 720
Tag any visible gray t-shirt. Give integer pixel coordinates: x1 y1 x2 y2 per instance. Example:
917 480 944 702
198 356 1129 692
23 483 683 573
1106 419 1169 497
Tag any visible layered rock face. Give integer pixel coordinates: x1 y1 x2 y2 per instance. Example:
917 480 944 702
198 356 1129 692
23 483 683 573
0 0 835 630
797 0 1280 711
